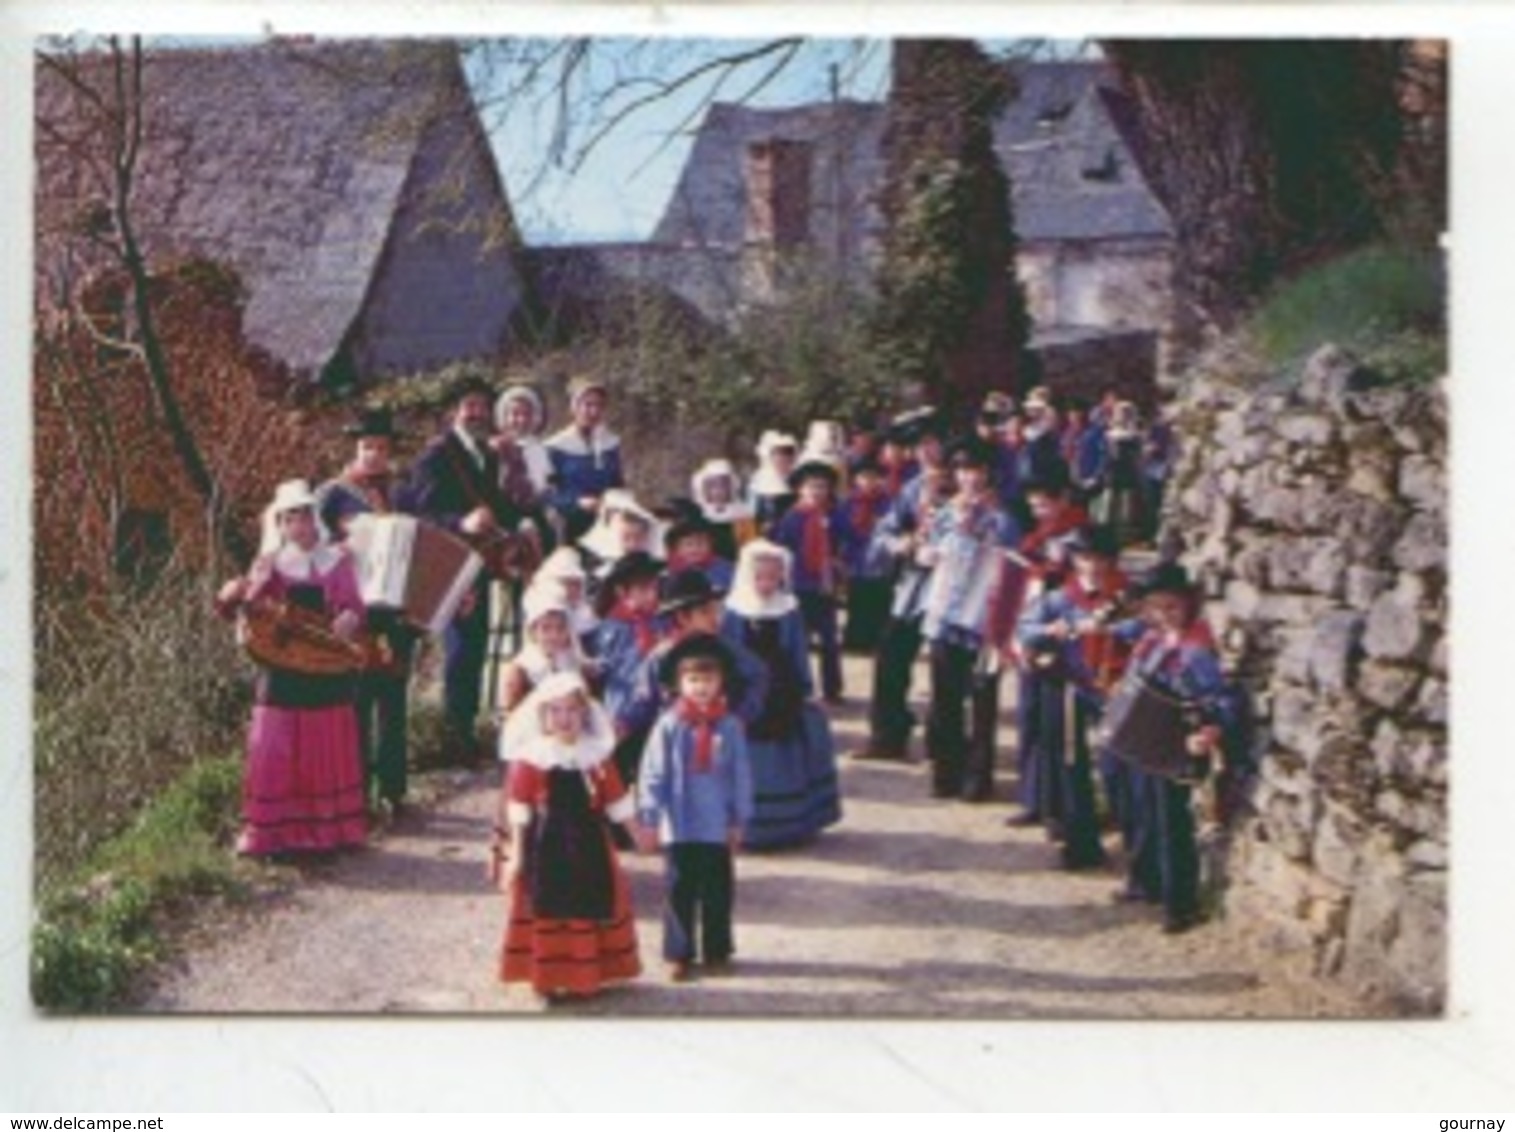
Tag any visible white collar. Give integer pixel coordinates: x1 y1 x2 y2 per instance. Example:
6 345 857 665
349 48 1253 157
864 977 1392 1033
726 589 798 620
546 424 620 457
452 424 487 464
273 542 344 578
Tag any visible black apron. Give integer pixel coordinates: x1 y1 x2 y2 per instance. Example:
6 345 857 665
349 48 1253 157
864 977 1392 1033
527 767 615 921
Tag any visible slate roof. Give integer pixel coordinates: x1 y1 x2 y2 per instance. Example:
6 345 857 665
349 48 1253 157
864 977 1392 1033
650 59 1171 257
34 39 516 377
527 241 746 332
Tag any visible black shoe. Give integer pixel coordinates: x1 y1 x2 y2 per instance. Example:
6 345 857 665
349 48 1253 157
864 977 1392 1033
930 781 960 799
1004 810 1041 828
855 743 908 761
1060 847 1108 871
1163 912 1201 935
959 784 994 803
1111 885 1150 904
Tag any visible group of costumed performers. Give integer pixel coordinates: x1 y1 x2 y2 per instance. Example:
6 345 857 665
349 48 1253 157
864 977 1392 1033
213 366 1224 1007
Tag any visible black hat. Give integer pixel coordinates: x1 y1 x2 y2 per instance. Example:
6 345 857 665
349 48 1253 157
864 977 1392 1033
1022 467 1072 497
658 569 727 618
787 458 841 492
947 436 997 470
850 455 884 478
664 511 718 553
657 631 736 690
448 369 495 406
344 407 398 440
1135 560 1197 599
1066 524 1119 560
593 550 664 617
885 406 943 446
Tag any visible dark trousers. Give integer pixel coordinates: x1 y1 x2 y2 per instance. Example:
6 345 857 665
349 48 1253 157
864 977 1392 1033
663 842 735 963
869 613 923 755
1041 683 1104 866
444 578 490 749
357 612 415 804
798 590 843 700
842 577 892 654
926 639 995 798
1127 769 1198 923
1015 671 1042 814
965 668 1001 800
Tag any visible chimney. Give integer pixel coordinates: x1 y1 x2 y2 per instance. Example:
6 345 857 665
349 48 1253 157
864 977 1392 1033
743 138 813 302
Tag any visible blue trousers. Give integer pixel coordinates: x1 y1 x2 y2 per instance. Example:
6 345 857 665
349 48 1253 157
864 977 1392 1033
662 842 735 963
1126 768 1198 922
798 591 843 700
1015 670 1041 813
444 578 490 744
869 613 923 754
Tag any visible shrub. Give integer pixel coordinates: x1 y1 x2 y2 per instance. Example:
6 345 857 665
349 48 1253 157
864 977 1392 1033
1247 242 1445 384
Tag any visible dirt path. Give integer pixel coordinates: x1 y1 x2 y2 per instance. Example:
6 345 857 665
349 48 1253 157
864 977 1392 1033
144 656 1364 1018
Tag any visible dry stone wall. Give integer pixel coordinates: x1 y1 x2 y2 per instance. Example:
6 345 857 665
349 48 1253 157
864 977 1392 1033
1166 344 1448 1013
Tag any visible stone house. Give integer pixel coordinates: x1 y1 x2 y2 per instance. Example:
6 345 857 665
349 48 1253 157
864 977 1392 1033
34 38 528 386
535 61 1177 401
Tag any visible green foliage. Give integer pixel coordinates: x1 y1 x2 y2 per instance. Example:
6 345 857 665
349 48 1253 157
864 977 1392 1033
32 755 249 1012
34 567 252 892
1248 243 1445 385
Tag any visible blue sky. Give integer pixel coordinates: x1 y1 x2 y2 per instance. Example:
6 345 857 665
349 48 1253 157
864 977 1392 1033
467 38 1090 244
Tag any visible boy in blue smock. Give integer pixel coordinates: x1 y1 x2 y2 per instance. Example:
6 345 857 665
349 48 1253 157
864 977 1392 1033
638 634 755 981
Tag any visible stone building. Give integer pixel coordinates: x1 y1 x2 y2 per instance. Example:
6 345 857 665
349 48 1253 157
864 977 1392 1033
34 39 528 386
539 61 1176 396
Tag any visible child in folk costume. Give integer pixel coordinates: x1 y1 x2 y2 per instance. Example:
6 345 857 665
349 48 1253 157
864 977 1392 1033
862 414 951 761
578 488 666 583
650 571 769 729
722 540 842 847
919 438 1019 801
315 408 419 816
545 375 625 542
532 546 600 659
1002 473 1092 827
770 454 857 703
494 671 650 1000
215 480 368 856
663 511 736 593
1094 400 1147 549
638 635 755 981
839 456 896 655
690 458 757 562
748 430 800 533
1014 526 1130 869
592 550 668 786
496 587 591 732
1107 562 1235 934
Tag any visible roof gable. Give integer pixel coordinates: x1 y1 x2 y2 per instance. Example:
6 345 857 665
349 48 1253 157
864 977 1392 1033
35 39 497 375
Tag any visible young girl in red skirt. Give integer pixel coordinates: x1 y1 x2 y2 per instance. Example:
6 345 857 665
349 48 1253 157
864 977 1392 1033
493 671 652 1000
216 479 368 857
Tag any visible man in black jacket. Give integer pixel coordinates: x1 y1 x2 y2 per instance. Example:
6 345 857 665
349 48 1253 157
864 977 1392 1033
407 371 521 762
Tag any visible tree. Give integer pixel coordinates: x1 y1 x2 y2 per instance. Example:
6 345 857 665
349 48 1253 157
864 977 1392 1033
35 34 254 565
1099 40 1431 352
871 39 1033 422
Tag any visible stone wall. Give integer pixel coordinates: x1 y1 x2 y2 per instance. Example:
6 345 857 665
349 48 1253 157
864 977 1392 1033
1166 344 1448 1013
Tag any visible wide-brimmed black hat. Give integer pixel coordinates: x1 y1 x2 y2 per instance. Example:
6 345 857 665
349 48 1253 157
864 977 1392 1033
448 369 496 406
1066 524 1119 560
885 406 943 447
657 631 736 690
947 436 997 470
344 407 399 440
658 569 727 618
787 458 841 492
664 510 718 552
593 550 664 617
1135 560 1197 599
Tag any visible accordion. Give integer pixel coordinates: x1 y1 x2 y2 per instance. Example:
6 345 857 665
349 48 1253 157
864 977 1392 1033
346 514 483 634
1098 673 1204 781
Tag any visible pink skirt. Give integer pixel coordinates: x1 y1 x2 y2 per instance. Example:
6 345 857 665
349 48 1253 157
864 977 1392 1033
240 704 367 855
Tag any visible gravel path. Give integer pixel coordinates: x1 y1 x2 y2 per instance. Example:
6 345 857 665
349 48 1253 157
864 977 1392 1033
143 656 1364 1018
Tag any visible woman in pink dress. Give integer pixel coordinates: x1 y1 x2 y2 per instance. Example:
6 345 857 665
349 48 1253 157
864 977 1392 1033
217 479 368 857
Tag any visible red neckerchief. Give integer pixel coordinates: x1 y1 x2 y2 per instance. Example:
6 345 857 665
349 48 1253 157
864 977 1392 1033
796 501 831 580
1019 505 1090 566
846 488 890 541
609 599 658 655
675 694 729 772
1064 569 1129 675
341 464 394 513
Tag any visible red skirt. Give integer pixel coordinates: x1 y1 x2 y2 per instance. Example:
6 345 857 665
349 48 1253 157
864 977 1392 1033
240 703 367 855
500 833 641 996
